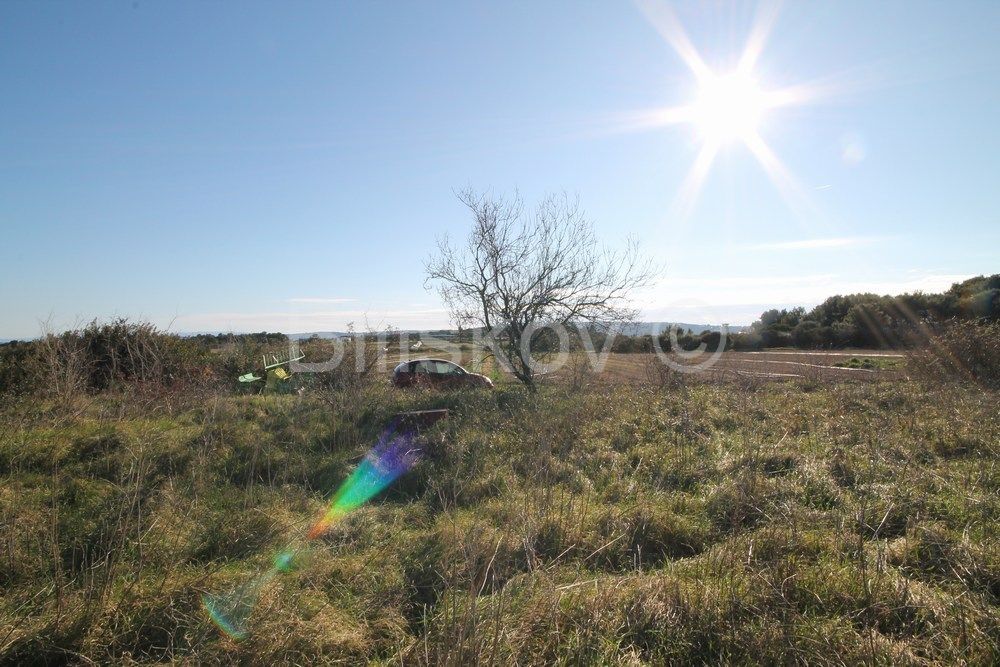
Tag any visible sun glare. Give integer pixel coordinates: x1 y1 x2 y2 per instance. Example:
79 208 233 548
631 1 825 216
692 71 768 144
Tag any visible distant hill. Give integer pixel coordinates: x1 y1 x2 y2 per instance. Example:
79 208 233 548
286 322 748 340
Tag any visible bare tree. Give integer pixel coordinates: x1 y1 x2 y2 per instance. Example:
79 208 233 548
425 189 655 390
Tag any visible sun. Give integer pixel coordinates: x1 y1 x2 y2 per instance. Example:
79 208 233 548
691 71 769 144
629 1 827 216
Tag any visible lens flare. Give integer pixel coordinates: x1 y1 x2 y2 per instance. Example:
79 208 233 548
308 433 420 538
203 571 276 640
202 424 421 639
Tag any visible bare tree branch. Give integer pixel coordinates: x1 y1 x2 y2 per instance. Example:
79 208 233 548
425 189 656 389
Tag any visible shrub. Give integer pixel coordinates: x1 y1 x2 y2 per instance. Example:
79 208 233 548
907 319 1000 388
28 319 184 395
0 340 40 395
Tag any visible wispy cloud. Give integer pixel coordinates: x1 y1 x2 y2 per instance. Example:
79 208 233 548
173 307 449 334
651 274 838 291
286 297 357 304
745 236 884 251
642 272 973 325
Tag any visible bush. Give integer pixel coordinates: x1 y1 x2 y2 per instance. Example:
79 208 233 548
0 320 302 398
31 319 182 395
907 319 1000 388
0 340 39 395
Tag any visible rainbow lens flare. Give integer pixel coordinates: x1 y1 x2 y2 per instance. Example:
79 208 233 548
203 571 276 640
202 424 421 639
307 432 420 538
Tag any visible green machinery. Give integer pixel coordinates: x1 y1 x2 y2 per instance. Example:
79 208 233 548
238 349 306 393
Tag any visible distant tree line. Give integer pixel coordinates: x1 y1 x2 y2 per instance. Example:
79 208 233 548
737 274 997 350
603 274 998 352
186 331 288 346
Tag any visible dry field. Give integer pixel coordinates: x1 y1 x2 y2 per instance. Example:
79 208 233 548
374 343 906 385
588 350 905 384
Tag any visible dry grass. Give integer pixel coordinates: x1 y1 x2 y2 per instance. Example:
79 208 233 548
1 373 998 664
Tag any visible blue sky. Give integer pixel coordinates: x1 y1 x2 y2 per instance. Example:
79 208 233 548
1 1 997 338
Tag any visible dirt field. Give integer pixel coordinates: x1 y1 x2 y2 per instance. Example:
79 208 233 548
375 343 906 385
588 350 906 384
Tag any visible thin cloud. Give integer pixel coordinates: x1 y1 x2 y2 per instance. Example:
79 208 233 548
745 236 883 251
287 297 357 304
651 274 837 291
642 272 974 325
174 307 449 333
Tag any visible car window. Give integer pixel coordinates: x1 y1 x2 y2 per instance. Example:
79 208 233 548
434 361 462 374
413 361 431 374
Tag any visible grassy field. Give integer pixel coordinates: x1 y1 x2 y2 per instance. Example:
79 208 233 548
0 374 1000 664
1 371 997 664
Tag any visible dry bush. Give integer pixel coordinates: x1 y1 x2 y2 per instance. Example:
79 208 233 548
291 335 394 418
27 319 184 402
35 323 89 400
566 349 596 391
906 319 1000 388
730 369 766 393
643 355 686 391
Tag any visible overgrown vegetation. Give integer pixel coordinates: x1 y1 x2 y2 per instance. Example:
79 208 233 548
0 320 289 397
0 319 997 663
601 274 999 353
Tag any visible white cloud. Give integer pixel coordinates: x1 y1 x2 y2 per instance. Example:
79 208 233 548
745 236 882 251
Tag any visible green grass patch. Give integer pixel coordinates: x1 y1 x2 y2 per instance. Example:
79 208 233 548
834 356 902 370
